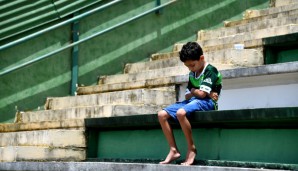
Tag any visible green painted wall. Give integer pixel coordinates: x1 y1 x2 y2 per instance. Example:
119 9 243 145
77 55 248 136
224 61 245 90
0 0 269 123
87 128 298 164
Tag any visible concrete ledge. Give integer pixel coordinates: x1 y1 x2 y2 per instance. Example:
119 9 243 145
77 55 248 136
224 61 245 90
0 129 85 147
0 119 84 132
46 89 175 110
199 15 298 41
244 3 298 19
85 107 298 129
0 146 85 162
0 161 296 171
225 5 298 27
20 105 166 123
77 62 298 94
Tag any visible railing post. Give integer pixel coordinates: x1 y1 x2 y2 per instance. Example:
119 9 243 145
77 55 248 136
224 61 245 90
155 0 161 14
71 13 79 96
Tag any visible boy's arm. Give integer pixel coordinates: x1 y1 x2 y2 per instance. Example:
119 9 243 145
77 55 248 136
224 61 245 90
190 88 219 101
190 88 207 99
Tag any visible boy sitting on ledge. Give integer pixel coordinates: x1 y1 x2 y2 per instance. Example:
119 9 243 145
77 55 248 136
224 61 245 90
158 42 222 165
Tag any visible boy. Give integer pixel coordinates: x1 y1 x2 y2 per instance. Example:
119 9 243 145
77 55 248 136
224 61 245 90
158 42 222 165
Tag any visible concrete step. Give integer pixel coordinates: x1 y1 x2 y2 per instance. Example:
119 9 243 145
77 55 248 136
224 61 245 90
198 15 298 41
99 66 189 85
200 24 298 47
77 63 235 95
46 89 176 110
244 2 298 19
0 161 294 171
124 48 263 74
201 24 298 52
150 51 179 61
20 104 166 123
225 4 298 27
0 119 84 132
77 78 183 95
0 129 85 147
273 0 298 7
0 146 85 162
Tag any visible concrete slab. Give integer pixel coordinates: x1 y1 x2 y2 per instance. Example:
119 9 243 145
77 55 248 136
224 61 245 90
78 62 298 95
99 66 189 85
244 3 298 19
0 146 85 162
0 129 85 147
273 0 298 7
0 161 287 171
225 7 298 27
123 48 263 74
46 89 176 110
150 51 179 61
20 104 166 123
199 15 298 41
79 62 239 95
200 24 298 48
0 119 84 132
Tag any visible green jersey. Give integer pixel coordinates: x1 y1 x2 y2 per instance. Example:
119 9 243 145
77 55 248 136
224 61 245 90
186 64 222 95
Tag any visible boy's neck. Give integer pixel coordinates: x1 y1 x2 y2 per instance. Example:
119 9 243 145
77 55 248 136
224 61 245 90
195 62 207 76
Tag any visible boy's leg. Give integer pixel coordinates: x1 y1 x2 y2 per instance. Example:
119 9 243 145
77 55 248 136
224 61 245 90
176 108 196 165
158 110 181 164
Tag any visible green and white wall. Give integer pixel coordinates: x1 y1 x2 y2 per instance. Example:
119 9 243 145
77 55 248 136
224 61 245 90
0 0 269 123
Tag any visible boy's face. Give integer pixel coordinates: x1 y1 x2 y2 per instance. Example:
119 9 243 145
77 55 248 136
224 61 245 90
183 55 204 73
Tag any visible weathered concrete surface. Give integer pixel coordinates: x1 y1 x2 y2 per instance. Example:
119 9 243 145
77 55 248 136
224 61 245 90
0 129 85 147
244 2 298 19
78 62 298 95
0 146 85 162
46 89 175 109
273 0 298 7
124 48 263 74
77 62 235 95
0 162 288 171
225 6 298 27
78 77 183 95
199 15 298 41
150 51 179 61
0 119 84 132
99 66 189 85
199 24 298 47
20 105 166 123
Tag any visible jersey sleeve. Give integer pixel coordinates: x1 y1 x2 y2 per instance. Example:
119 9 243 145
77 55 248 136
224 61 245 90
199 69 218 94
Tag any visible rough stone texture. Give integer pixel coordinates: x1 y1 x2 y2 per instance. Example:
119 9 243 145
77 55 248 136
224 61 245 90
77 62 235 95
274 0 298 7
150 51 179 61
77 77 181 95
0 146 85 162
244 3 298 19
199 15 298 41
200 24 298 47
0 129 85 147
0 119 84 132
99 66 189 85
0 161 287 171
20 105 166 123
225 7 298 27
123 48 263 74
46 89 176 110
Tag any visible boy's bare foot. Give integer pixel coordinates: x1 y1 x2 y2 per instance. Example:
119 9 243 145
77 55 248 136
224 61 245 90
159 150 181 164
181 148 197 166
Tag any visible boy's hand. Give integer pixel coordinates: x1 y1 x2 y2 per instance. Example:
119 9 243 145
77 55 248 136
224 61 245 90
209 92 218 101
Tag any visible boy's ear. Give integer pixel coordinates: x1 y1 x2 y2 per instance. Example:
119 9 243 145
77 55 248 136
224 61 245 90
200 55 204 60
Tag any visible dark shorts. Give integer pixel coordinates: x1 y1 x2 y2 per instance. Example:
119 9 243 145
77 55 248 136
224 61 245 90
163 97 215 121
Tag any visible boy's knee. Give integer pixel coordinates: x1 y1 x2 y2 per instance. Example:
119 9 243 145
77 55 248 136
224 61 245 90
158 110 168 120
176 108 186 120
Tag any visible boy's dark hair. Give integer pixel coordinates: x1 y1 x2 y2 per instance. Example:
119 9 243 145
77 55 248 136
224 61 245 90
179 42 203 62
